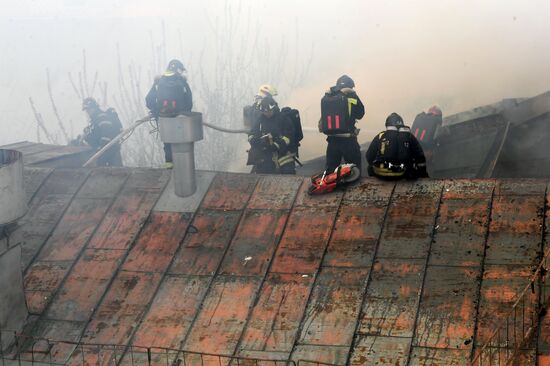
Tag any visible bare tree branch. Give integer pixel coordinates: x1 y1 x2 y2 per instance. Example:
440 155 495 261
29 97 56 144
46 68 70 142
68 72 82 99
82 49 90 96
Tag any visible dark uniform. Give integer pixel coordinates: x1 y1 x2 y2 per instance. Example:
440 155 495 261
247 97 296 175
366 113 428 179
82 99 123 167
322 76 365 172
411 109 442 155
145 59 192 164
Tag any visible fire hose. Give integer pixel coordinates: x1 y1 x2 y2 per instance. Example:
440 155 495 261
83 115 300 168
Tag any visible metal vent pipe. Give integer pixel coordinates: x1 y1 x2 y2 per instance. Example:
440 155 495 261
159 112 204 197
0 149 27 227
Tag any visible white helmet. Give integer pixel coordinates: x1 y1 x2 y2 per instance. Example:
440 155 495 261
257 84 278 97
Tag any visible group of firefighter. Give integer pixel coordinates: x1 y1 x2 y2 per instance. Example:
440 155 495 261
78 58 443 182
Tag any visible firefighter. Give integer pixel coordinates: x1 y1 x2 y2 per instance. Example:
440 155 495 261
411 105 442 162
366 112 428 179
145 59 193 169
247 96 296 174
244 84 278 131
319 75 365 173
81 97 123 167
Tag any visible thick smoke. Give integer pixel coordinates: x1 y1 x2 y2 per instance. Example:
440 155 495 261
2 1 550 163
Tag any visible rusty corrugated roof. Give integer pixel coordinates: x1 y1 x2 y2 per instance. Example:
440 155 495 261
7 166 550 365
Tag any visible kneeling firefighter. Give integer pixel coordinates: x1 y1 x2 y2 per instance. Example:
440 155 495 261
247 96 297 174
366 112 428 179
80 97 123 167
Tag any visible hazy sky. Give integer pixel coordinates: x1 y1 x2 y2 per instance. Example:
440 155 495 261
2 1 550 160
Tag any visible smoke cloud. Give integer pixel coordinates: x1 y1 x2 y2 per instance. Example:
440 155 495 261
2 1 550 162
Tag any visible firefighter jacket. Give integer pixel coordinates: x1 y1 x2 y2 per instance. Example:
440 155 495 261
84 108 123 149
145 72 193 117
247 110 296 169
366 126 427 178
321 86 365 138
411 112 442 150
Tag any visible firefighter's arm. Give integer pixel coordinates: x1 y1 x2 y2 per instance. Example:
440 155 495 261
145 80 159 114
182 79 193 111
352 95 365 120
366 135 380 165
272 116 294 154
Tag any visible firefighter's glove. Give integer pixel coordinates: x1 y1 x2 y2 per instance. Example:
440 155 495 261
273 136 291 155
248 135 263 147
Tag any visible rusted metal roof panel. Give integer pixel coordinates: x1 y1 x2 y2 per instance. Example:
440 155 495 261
24 261 70 314
408 347 471 365
494 179 547 196
37 198 112 261
122 212 190 273
291 344 349 365
9 170 550 366
377 194 441 260
220 210 288 276
539 311 550 360
81 271 162 345
13 169 90 270
76 168 130 199
201 173 258 210
247 175 303 210
87 190 165 251
35 169 90 196
349 335 411 365
45 249 126 322
23 319 85 364
298 267 369 347
184 275 262 354
441 179 495 200
270 207 339 275
323 181 392 268
430 199 490 267
170 210 242 276
485 195 544 266
238 273 313 356
23 167 53 202
15 194 74 270
359 259 424 338
132 275 211 349
414 266 479 349
475 264 538 346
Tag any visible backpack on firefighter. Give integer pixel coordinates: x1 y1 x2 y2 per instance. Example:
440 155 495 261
280 107 303 156
320 93 355 135
156 77 189 117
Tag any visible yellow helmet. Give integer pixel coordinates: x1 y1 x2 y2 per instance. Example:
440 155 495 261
257 84 278 97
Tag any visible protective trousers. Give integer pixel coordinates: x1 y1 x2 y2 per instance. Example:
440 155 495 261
325 136 361 172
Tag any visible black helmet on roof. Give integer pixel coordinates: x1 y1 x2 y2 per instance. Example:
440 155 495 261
82 97 99 111
255 95 279 113
385 112 404 127
167 59 185 74
336 75 355 89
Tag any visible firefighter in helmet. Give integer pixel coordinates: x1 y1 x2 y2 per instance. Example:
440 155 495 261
247 95 296 174
81 97 123 167
145 59 193 169
320 75 365 173
366 112 428 179
411 105 442 162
